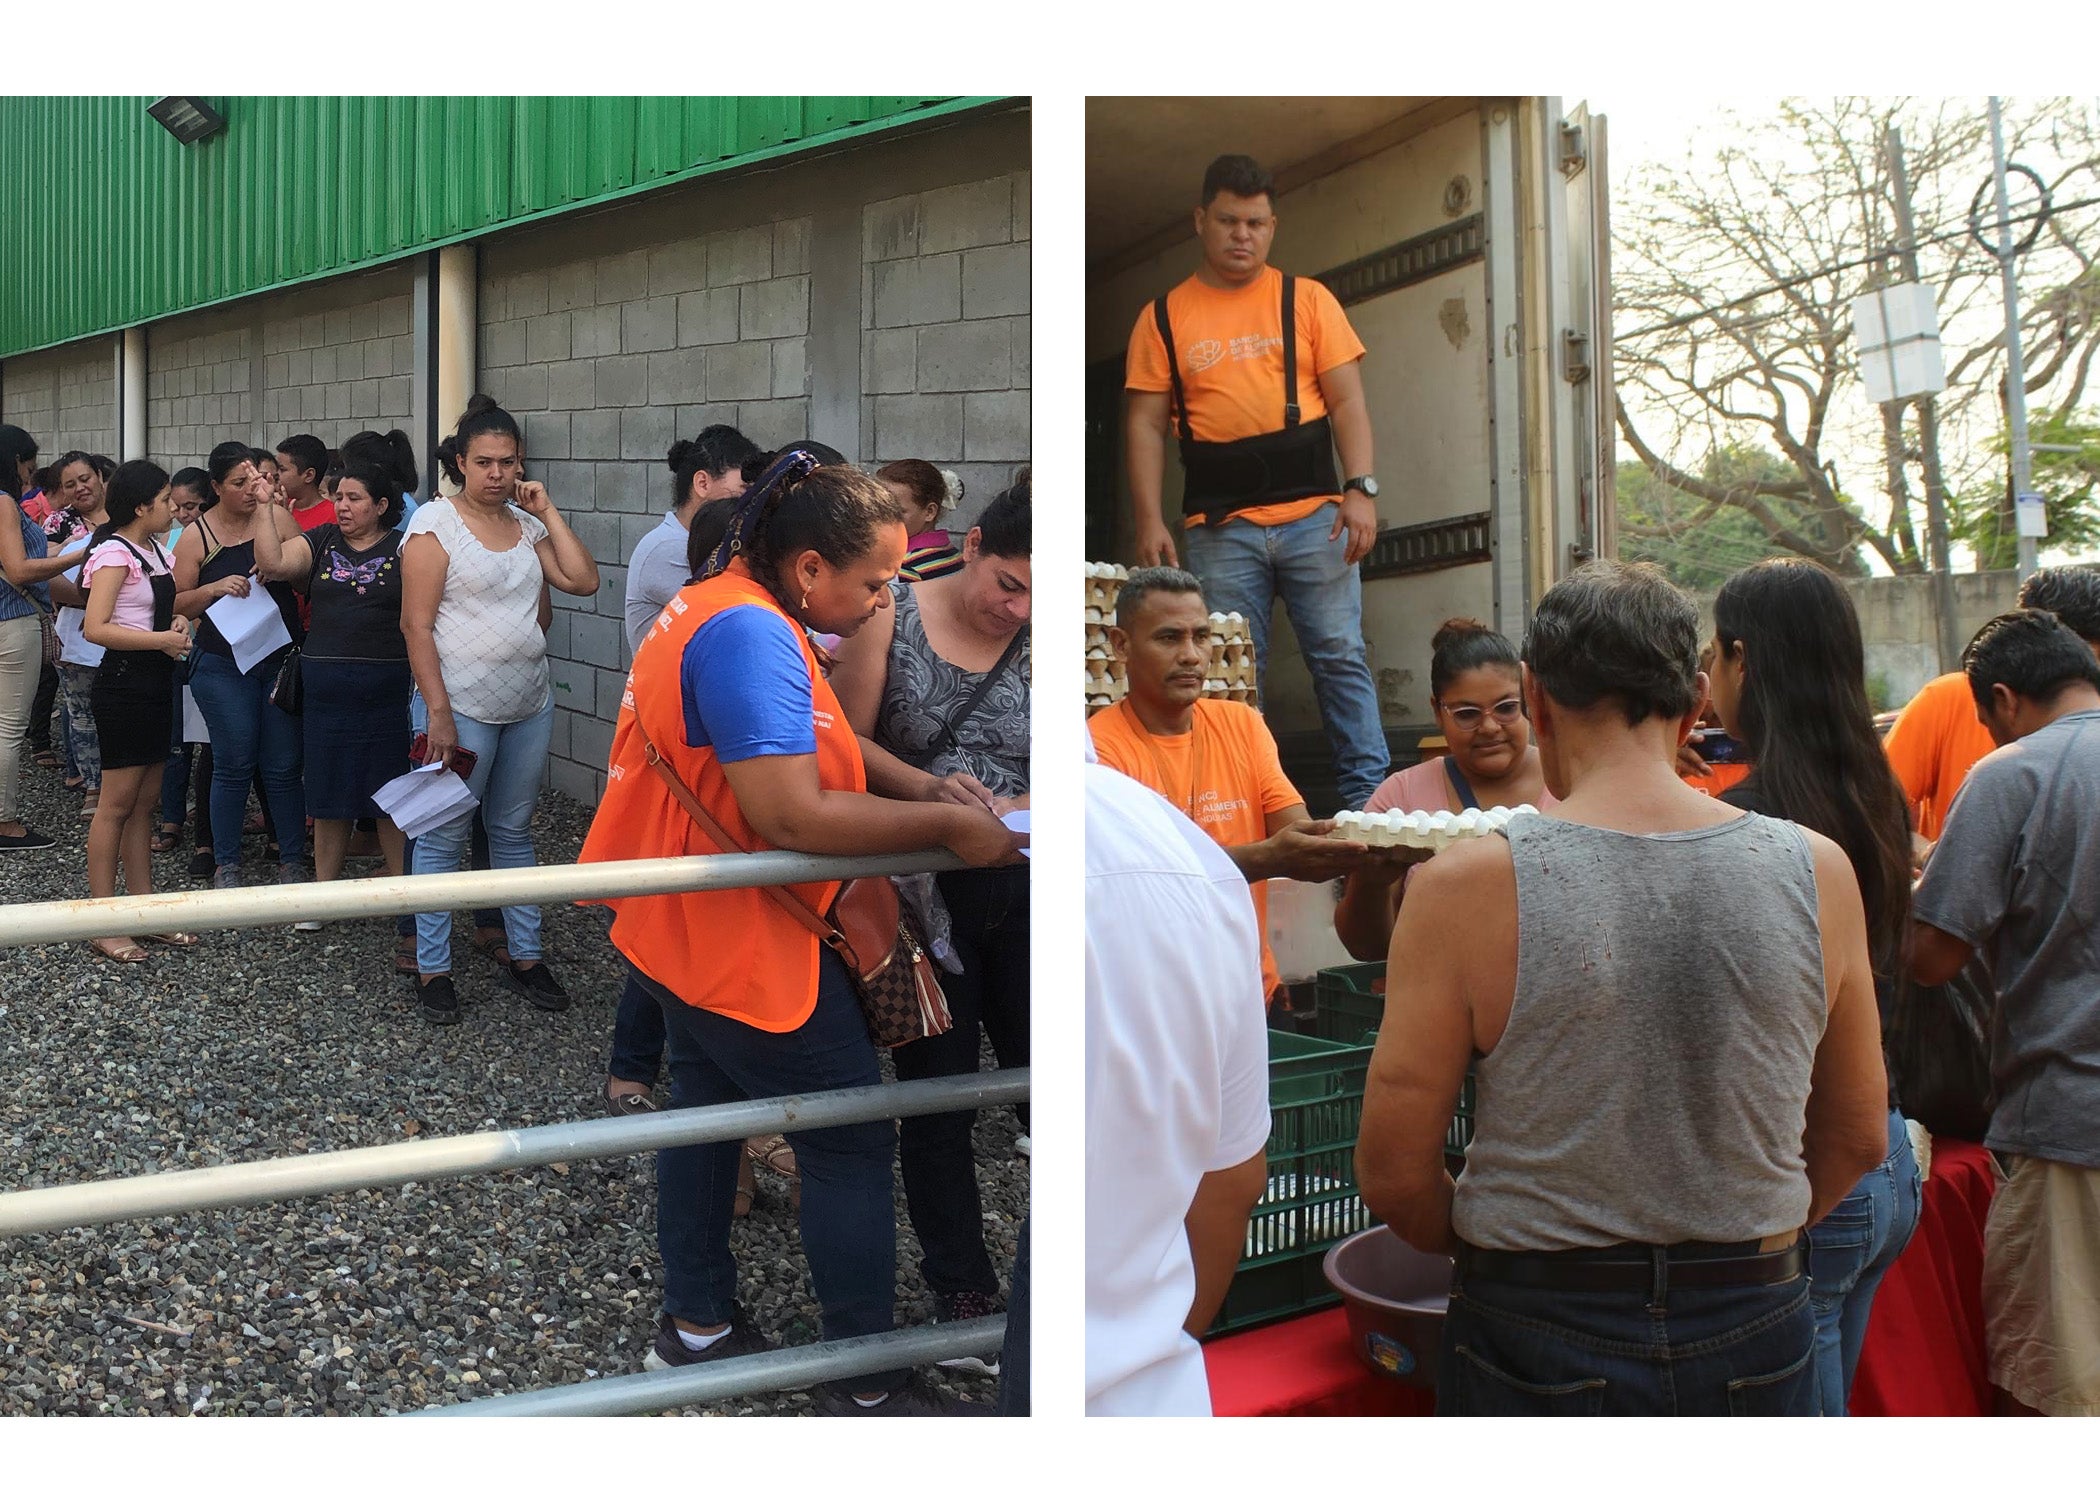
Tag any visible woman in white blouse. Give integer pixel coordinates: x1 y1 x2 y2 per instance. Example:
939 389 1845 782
399 395 599 1026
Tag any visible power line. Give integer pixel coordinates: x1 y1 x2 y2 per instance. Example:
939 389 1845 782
1618 191 2100 342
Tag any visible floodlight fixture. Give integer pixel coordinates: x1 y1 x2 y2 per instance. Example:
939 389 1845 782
147 97 226 147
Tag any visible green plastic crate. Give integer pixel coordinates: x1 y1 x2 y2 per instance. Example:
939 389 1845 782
1312 961 1387 1046
1208 1029 1376 1336
1312 962 1476 1160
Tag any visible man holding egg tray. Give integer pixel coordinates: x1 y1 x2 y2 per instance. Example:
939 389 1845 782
1089 566 1390 1008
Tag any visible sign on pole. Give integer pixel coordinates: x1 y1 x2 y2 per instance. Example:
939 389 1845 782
2015 490 2049 539
1852 281 1946 405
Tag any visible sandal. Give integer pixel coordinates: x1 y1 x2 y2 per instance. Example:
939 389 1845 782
33 750 60 769
734 1152 756 1219
87 938 150 965
745 1135 800 1182
78 801 99 822
151 824 182 854
471 927 513 967
142 932 200 948
394 936 420 976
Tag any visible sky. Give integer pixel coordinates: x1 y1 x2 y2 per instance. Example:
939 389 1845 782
1601 94 2100 571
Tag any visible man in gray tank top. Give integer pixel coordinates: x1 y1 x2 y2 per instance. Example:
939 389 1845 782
1911 606 2100 1417
1355 560 1890 1416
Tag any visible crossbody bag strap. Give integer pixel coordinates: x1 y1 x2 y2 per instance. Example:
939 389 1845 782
634 721 850 956
1281 273 1301 428
931 627 1027 757
1153 295 1194 444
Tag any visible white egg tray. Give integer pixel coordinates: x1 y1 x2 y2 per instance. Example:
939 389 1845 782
1330 804 1539 849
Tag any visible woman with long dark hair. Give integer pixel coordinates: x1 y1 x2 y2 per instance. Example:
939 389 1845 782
832 477 1032 1355
0 425 85 851
172 441 310 894
1710 557 1921 1416
578 449 1022 1412
80 460 199 961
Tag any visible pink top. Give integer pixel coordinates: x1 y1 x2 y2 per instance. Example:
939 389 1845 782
81 535 172 633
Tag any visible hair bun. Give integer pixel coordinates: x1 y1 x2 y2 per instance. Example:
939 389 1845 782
667 439 695 471
463 393 499 418
1431 617 1490 651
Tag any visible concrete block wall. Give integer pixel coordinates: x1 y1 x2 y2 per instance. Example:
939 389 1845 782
1 340 118 460
478 217 817 806
472 104 1030 805
147 304 254 471
258 270 415 449
861 171 1031 530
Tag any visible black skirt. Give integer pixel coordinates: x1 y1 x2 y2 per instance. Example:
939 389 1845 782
302 657 413 819
91 651 177 770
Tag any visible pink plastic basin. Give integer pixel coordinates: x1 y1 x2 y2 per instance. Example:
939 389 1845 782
1321 1227 1453 1387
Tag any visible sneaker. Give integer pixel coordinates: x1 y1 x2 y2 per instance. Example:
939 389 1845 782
1014 1133 1031 1158
641 1310 775 1372
933 1290 1003 1376
499 959 571 1013
187 850 215 881
0 827 55 852
815 1373 993 1416
279 864 323 931
212 867 243 890
419 974 461 1027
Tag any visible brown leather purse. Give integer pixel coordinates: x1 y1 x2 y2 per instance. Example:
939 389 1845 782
636 726 951 1048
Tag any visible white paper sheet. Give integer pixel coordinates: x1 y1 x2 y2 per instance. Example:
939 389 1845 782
1002 808 1030 858
204 587 293 674
370 761 479 841
181 686 209 745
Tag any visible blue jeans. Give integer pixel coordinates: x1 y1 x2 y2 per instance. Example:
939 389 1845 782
1808 1109 1922 1415
1181 503 1389 809
395 810 505 941
608 968 667 1086
188 650 306 868
409 695 552 974
1439 1260 1818 1415
643 955 902 1393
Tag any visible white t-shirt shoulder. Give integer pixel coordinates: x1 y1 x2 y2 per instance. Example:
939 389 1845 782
1085 762 1271 1417
404 497 549 550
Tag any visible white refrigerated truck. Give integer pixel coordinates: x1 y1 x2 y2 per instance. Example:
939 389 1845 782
1086 96 1615 985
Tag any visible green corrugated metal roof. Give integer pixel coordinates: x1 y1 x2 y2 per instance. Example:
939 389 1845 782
0 96 1000 360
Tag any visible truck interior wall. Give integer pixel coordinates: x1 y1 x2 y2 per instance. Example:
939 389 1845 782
1087 107 1495 778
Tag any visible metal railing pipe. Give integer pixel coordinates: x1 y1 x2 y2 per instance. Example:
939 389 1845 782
415 1318 1007 1417
0 1070 1027 1239
0 848 964 950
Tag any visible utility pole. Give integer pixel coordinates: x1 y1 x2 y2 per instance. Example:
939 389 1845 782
1987 97 2040 581
1885 127 1963 673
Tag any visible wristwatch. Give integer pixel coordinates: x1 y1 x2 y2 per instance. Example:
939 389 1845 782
1343 475 1380 498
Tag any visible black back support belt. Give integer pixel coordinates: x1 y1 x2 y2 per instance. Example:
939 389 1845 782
1154 273 1339 524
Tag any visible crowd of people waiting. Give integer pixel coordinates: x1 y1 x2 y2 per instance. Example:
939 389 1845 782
0 409 1033 1415
1088 555 2100 1419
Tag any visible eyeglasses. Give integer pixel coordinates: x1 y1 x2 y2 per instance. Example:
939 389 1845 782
1439 697 1526 730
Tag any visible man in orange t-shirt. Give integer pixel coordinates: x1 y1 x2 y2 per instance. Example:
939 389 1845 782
1886 566 2100 849
1123 153 1388 810
1091 567 1375 1004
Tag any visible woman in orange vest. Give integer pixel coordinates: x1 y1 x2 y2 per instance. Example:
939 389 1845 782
580 449 1023 1414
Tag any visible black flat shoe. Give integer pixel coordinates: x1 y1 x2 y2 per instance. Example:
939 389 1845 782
500 959 571 1013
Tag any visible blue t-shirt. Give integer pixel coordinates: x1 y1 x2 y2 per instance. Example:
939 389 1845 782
680 603 817 762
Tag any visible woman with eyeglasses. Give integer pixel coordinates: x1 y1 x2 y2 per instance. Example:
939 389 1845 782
1335 618 1556 962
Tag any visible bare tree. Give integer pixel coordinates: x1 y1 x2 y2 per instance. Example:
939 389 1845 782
1615 97 2100 576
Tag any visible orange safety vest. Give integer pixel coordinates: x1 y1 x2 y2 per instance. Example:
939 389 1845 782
578 563 866 1032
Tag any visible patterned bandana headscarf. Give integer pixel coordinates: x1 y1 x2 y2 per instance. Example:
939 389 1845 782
702 447 821 582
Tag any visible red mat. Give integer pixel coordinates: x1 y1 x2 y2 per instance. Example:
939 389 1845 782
1206 1138 1998 1417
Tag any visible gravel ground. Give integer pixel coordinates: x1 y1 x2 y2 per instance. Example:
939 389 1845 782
0 758 1026 1416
